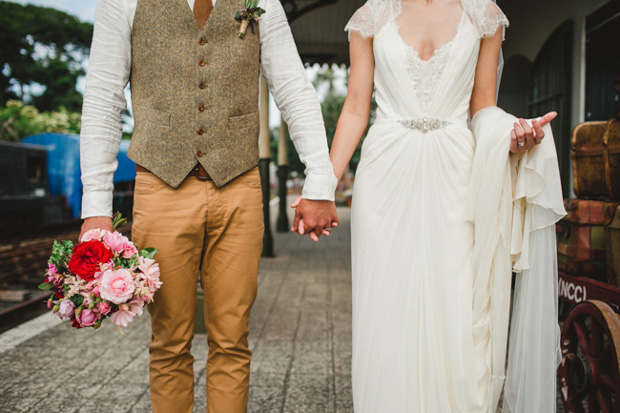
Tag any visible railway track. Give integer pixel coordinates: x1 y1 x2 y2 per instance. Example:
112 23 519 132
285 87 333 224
0 224 131 333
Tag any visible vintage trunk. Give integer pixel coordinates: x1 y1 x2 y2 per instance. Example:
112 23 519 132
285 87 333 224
605 118 620 199
606 203 620 287
572 119 620 200
556 199 608 281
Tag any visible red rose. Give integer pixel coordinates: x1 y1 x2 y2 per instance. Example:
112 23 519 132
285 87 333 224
68 240 114 281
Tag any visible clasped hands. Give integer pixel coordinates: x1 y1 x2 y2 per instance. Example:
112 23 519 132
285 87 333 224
290 197 339 242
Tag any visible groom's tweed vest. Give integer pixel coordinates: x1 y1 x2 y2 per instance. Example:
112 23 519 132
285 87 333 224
128 0 261 188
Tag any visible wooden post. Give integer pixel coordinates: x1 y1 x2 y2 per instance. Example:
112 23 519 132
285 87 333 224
276 116 289 232
259 73 274 257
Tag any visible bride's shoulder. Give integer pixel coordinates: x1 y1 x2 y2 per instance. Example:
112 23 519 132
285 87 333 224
345 3 373 39
351 1 373 22
345 0 398 40
461 0 509 39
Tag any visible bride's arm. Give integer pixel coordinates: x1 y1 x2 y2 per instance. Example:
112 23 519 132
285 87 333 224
469 26 503 118
470 20 555 153
329 32 375 182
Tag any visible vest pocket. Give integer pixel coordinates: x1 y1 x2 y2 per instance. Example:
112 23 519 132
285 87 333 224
228 112 258 130
145 108 171 127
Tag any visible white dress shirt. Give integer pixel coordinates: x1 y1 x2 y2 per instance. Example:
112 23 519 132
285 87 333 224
80 0 337 218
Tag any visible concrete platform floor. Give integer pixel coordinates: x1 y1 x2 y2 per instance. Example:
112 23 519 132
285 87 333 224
0 206 353 413
0 205 565 412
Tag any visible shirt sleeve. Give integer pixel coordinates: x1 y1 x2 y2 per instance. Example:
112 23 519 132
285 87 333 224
80 0 133 218
258 0 338 201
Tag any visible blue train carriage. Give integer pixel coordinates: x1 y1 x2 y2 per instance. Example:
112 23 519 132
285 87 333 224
0 140 67 236
1 133 136 236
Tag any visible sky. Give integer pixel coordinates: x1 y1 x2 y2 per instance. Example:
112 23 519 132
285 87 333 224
12 0 97 23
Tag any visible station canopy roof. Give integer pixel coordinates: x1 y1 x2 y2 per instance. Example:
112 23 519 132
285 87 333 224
285 0 365 65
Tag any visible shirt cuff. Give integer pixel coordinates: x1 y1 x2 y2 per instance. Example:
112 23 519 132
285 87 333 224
81 190 114 219
301 172 338 201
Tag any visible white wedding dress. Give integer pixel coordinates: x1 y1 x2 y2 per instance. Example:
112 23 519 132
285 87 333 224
346 1 564 412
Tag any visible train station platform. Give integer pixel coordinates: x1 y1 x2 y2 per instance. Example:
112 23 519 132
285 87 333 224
0 203 564 412
0 206 354 412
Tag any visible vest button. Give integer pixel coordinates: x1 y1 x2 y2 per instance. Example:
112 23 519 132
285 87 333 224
197 128 204 135
199 60 206 67
198 104 205 112
196 151 203 157
198 39 206 45
199 82 206 89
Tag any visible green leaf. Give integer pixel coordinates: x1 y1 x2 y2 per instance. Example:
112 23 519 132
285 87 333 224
125 258 139 268
70 294 84 306
140 248 158 259
38 282 53 290
112 212 127 230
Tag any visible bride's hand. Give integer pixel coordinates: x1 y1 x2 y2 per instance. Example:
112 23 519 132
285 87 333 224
509 111 557 154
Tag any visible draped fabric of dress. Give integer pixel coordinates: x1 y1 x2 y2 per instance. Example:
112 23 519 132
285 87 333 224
345 1 564 412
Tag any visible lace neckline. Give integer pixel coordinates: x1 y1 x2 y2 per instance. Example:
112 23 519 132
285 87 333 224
390 12 467 114
392 11 466 63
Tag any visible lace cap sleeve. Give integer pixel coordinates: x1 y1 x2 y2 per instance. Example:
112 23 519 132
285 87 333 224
463 0 509 40
345 3 375 40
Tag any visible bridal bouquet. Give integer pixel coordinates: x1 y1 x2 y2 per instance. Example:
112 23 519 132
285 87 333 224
39 214 161 332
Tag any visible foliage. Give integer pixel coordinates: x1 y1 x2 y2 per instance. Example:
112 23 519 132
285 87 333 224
0 100 81 141
270 64 376 175
49 240 75 269
0 1 93 112
314 65 376 172
270 126 305 175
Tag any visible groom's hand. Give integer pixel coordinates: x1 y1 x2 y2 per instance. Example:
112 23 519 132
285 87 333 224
290 197 339 242
79 216 114 242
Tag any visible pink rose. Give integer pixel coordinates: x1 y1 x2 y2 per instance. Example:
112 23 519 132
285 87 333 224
121 243 139 259
110 305 135 328
57 299 75 319
97 301 111 315
138 257 163 293
128 298 144 317
99 269 135 304
77 308 100 327
103 231 129 254
96 262 114 279
81 228 106 242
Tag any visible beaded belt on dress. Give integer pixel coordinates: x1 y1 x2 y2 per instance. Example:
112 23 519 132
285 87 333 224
398 117 451 133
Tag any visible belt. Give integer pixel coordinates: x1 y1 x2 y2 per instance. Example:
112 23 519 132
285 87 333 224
374 116 468 132
136 164 212 181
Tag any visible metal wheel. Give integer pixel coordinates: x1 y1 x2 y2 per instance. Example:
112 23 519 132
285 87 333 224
559 300 620 412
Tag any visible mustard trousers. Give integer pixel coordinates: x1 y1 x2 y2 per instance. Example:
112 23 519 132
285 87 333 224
132 167 263 413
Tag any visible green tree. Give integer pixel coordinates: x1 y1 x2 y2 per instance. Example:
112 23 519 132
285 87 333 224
270 126 305 175
0 1 92 111
312 64 375 172
270 64 376 175
0 100 81 142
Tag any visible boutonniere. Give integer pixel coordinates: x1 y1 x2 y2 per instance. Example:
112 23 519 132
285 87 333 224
235 0 265 38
